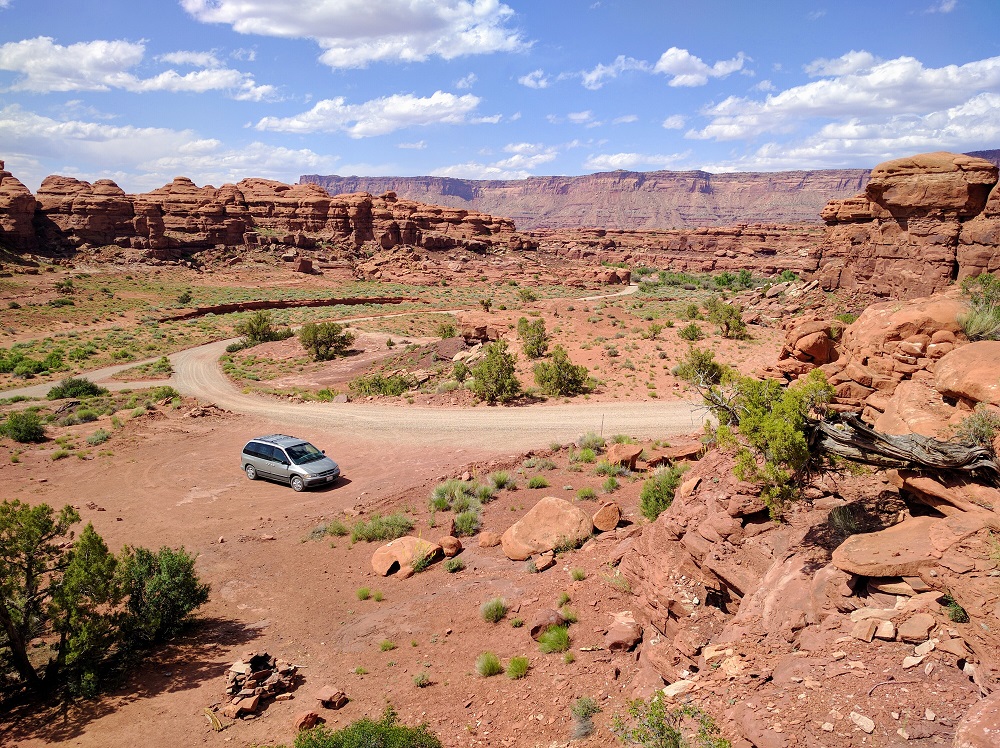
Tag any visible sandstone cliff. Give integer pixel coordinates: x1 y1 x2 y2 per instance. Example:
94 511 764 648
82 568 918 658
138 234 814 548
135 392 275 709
817 152 1000 299
302 168 871 230
0 169 531 259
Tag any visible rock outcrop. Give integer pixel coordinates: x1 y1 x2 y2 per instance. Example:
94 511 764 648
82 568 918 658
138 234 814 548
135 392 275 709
818 152 1000 299
0 166 533 259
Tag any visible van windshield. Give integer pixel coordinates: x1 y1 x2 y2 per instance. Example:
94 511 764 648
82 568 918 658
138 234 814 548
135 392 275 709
286 442 324 465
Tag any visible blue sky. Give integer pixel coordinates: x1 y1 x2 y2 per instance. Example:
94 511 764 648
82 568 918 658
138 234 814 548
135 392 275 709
1 0 999 192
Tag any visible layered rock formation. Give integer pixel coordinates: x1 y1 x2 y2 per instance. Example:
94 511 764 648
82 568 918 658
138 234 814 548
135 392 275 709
818 152 1000 299
302 168 871 230
0 168 532 259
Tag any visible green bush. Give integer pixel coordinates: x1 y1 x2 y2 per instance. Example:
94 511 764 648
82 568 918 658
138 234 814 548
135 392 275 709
705 297 748 339
955 403 1000 455
678 323 704 342
672 347 724 386
234 310 293 346
452 361 469 382
380 639 397 651
349 373 416 397
571 568 586 581
639 465 689 521
595 460 627 477
470 341 521 404
506 656 530 679
534 345 589 396
453 510 481 537
444 558 465 573
488 470 514 490
1 410 46 443
293 705 442 748
603 476 619 493
299 322 355 361
577 432 606 451
435 321 458 338
572 697 602 739
576 448 596 463
480 597 508 623
476 651 503 677
528 475 549 489
517 317 549 359
685 303 701 320
86 429 110 446
350 513 414 542
613 695 731 748
47 377 109 400
576 487 597 500
357 587 371 601
538 625 571 653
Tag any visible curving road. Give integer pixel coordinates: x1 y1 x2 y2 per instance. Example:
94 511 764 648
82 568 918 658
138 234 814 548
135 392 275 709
5 286 705 449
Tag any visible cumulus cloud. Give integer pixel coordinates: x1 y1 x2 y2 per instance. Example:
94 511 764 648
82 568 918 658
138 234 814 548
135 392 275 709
456 72 477 89
612 114 638 124
518 69 550 89
0 37 275 100
0 103 339 191
433 141 558 179
926 0 957 12
157 50 223 67
580 55 648 90
567 110 594 124
804 50 880 77
255 91 485 137
653 47 747 87
397 140 427 149
661 115 685 130
689 53 1000 141
181 0 526 68
583 152 688 171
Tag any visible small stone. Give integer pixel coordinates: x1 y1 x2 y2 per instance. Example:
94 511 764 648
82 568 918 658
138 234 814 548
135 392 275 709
914 640 935 656
275 693 293 701
898 613 935 643
924 708 935 722
293 711 325 731
875 620 896 641
851 619 878 642
849 711 875 734
902 655 925 669
821 722 834 732
831 651 847 661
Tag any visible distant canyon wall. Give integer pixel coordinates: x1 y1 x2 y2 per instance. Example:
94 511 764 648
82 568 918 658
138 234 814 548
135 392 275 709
301 169 872 230
0 162 532 258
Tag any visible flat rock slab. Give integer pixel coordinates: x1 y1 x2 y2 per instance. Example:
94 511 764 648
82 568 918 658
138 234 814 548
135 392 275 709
832 516 940 577
501 496 593 561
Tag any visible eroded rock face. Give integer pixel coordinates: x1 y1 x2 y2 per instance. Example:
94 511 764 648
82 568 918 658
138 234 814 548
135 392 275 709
0 166 532 258
818 152 1000 299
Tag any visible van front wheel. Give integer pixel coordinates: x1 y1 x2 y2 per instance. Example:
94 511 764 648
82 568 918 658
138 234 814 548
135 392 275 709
290 475 305 492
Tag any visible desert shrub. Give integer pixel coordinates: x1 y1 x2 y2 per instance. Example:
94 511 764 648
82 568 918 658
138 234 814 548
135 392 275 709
357 587 371 601
576 487 597 500
475 484 496 503
412 672 430 688
528 475 549 489
517 317 549 359
350 513 413 542
476 652 503 677
954 268 1000 331
506 656 530 679
444 558 465 573
534 345 589 396
380 639 397 651
575 448 596 464
736 268 754 289
835 311 859 325
538 625 571 653
524 456 556 470
943 593 970 623
480 597 508 623
176 290 192 305
52 449 71 460
435 320 458 338
1 410 46 443
452 361 469 382
517 288 538 303
293 704 442 748
684 303 701 320
572 697 602 739
705 297 747 339
679 323 704 342
430 479 477 511
325 520 349 537
556 591 571 607
148 385 180 402
234 310 293 346
612 694 731 748
470 341 521 404
594 460 627 476
47 377 109 400
779 269 798 282
488 470 514 490
411 549 434 573
453 510 481 537
299 322 355 361
349 373 415 397
511 617 524 628
577 432 605 451
640 465 689 521
603 476 619 493
672 347 724 387
571 568 586 581
86 429 110 446
954 404 1000 455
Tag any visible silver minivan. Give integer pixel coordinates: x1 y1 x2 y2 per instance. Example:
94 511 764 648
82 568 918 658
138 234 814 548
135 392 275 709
241 434 341 491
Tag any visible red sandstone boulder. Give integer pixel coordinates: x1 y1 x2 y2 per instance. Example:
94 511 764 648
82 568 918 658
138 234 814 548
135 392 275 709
606 442 642 470
592 502 621 532
500 497 593 561
371 536 441 576
831 517 940 577
954 691 1000 748
934 341 1000 407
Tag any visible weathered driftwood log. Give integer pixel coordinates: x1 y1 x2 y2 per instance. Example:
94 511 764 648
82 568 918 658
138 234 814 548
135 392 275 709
812 414 1000 483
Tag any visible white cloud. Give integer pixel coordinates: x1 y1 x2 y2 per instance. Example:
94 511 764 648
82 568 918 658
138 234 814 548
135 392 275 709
181 0 526 68
753 79 775 92
0 37 275 100
580 55 648 90
0 103 339 191
804 50 879 77
433 141 560 179
456 72 477 89
255 91 484 137
612 114 638 124
690 53 1000 141
567 110 594 124
583 152 688 171
232 47 257 62
926 0 957 12
807 9 827 20
0 1 12 8
653 47 747 87
397 140 427 149
157 50 222 67
661 115 685 130
518 69 550 89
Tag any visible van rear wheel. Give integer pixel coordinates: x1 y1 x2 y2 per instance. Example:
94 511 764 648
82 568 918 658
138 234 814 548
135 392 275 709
290 475 305 492
245 464 257 480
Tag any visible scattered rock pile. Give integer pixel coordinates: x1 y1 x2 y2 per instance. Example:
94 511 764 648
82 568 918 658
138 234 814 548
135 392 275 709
221 651 298 719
